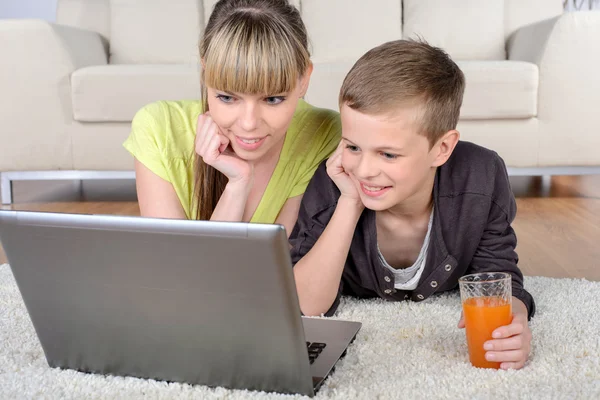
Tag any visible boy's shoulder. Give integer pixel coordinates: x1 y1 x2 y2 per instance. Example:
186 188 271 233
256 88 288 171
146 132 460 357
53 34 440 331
438 141 510 198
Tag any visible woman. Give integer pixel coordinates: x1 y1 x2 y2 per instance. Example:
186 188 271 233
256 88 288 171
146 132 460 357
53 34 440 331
123 0 340 236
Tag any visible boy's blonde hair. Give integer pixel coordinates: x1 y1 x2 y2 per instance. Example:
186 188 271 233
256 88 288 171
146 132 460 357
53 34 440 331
194 0 311 221
339 39 465 146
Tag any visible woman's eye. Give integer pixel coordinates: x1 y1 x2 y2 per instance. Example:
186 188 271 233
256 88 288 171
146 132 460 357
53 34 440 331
216 94 234 103
265 96 285 105
345 145 359 152
381 152 397 160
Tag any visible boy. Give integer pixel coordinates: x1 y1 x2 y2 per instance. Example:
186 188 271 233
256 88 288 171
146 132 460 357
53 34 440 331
290 40 534 370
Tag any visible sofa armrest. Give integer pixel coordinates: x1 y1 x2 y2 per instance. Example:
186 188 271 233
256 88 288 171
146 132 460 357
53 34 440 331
0 20 107 171
507 12 600 167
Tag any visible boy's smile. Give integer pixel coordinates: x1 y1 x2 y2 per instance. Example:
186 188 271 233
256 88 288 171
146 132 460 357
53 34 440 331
359 182 392 197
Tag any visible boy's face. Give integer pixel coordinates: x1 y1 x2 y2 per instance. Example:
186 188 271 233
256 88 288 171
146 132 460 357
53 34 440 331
340 104 447 212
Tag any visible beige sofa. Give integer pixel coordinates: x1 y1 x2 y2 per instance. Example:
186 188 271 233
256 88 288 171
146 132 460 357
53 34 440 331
1 0 599 204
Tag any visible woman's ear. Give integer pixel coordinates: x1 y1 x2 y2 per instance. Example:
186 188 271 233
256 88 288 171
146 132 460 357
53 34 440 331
431 130 460 167
299 62 313 97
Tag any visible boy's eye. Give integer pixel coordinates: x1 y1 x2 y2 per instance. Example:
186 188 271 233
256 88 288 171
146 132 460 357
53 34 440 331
345 144 360 152
381 152 397 160
265 96 285 105
216 94 234 103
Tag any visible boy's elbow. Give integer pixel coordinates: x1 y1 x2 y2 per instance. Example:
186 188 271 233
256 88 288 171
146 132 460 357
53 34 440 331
299 299 335 317
299 303 327 317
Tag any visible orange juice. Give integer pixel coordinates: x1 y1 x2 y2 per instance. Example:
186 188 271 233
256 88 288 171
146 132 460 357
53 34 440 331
463 296 512 369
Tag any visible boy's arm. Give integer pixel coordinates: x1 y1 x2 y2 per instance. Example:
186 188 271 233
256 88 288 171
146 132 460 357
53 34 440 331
289 152 365 317
291 195 363 316
467 155 535 319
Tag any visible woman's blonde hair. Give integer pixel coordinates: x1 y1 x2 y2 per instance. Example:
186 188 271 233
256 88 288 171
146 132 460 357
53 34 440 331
193 0 311 220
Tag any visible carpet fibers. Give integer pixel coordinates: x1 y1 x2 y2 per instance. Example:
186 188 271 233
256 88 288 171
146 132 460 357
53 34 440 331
1 264 598 399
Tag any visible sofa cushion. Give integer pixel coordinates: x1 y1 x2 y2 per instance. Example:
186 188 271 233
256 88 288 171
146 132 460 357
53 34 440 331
304 61 355 111
56 0 111 40
302 0 402 62
458 61 538 119
504 0 564 39
109 0 204 64
71 65 201 122
305 60 538 120
403 0 505 60
71 61 537 123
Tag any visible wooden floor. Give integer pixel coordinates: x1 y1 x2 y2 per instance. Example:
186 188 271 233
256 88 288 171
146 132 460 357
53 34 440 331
1 175 599 281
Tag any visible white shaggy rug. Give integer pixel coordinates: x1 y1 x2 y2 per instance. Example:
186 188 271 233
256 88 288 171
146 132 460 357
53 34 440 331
1 263 599 400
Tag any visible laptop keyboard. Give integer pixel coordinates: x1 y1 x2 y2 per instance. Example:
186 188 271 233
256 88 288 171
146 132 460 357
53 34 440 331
306 342 327 364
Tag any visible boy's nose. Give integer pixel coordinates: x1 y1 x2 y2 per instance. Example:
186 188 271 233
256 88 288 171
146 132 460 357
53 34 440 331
354 157 379 180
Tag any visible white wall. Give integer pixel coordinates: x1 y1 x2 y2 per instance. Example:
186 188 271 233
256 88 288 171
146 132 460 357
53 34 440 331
0 0 57 21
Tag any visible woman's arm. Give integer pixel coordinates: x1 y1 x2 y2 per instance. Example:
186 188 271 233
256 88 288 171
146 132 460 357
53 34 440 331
134 159 187 219
209 181 251 222
275 195 303 238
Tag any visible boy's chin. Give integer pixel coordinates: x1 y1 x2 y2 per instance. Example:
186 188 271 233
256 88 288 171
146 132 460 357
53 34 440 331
359 197 393 211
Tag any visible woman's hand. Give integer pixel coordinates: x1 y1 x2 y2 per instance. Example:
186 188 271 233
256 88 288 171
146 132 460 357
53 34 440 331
195 112 253 188
326 141 361 203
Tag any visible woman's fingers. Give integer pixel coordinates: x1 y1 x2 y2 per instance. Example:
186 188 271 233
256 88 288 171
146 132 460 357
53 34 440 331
195 114 217 156
218 133 230 153
203 129 224 164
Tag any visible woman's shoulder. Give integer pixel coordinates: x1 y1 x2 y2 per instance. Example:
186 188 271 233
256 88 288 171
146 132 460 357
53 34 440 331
131 100 202 156
293 99 340 129
285 100 341 160
134 100 203 126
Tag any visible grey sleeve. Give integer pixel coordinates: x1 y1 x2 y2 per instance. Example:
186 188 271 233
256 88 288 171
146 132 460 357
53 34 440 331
466 155 536 319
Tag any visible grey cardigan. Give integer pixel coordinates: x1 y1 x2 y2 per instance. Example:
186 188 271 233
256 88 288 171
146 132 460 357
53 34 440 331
290 141 535 318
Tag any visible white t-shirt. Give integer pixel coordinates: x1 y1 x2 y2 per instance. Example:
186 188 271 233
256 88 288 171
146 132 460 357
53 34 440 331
377 208 434 290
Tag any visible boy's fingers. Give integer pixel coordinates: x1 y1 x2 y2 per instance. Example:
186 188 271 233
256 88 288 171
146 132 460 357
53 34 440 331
500 361 526 370
457 313 465 329
485 349 527 364
484 335 523 352
492 321 524 339
326 152 342 169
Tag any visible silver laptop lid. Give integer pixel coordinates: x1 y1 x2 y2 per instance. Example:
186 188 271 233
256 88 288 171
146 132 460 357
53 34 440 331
0 210 314 396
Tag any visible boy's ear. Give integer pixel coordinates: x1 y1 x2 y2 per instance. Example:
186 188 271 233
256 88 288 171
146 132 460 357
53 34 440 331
299 62 313 97
431 129 460 167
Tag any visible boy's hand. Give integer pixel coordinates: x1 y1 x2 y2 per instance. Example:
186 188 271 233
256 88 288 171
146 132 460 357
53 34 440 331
195 112 253 187
457 297 532 370
326 141 360 202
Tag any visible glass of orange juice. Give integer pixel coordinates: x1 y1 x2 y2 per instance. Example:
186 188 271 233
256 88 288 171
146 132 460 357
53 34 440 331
458 272 512 369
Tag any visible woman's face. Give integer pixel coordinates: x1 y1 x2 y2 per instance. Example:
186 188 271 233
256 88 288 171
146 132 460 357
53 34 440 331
205 69 311 162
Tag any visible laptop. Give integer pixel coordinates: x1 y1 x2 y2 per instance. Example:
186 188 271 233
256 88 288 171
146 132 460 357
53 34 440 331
0 210 361 397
